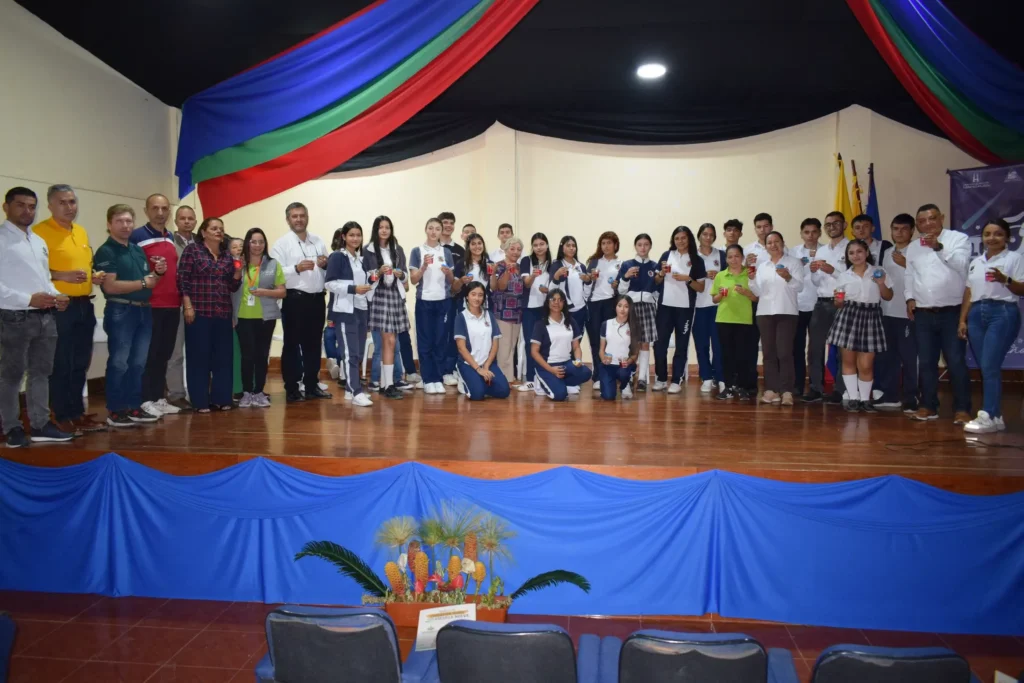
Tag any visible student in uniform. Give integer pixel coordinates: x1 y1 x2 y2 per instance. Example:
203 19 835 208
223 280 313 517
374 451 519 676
325 221 374 407
598 295 639 400
617 233 661 391
826 239 893 412
791 218 822 398
461 223 477 242
454 281 510 401
531 289 592 401
585 231 621 391
548 235 594 350
490 223 514 263
654 226 706 393
490 236 525 382
693 223 725 394
518 232 553 394
438 211 462 386
748 231 804 406
452 233 491 307
324 228 347 389
722 219 743 249
409 217 456 395
875 214 919 412
363 215 411 400
712 245 759 400
958 219 1024 433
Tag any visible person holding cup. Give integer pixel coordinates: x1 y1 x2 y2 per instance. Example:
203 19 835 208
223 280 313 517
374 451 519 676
958 219 1024 433
326 221 375 407
826 239 893 412
454 281 510 401
531 289 592 400
410 217 455 395
653 226 706 393
693 223 726 394
617 233 661 391
790 218 822 398
548 235 593 347
584 231 622 391
598 295 639 400
711 245 758 400
453 232 491 306
364 215 411 401
518 232 553 394
489 236 526 383
803 211 850 404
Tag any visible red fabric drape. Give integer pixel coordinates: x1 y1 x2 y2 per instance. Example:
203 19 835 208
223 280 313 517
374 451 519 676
845 0 999 164
199 0 539 217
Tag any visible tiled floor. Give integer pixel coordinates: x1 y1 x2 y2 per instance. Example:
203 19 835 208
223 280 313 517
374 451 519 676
4 592 1023 683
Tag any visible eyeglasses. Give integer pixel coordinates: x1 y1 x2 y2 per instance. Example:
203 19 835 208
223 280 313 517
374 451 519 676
824 221 845 229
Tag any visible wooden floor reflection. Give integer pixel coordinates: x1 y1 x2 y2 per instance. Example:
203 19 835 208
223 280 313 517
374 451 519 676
8 379 1024 493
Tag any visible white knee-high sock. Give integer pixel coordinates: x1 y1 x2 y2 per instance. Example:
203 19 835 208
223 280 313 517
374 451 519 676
638 350 650 382
858 379 873 404
843 374 860 400
383 365 394 389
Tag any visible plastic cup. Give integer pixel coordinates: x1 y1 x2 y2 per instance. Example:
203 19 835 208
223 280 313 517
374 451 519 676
233 258 242 270
919 237 928 246
487 263 495 275
873 269 884 279
985 271 996 282
801 256 810 265
662 263 671 274
533 268 542 276
369 270 379 283
835 290 845 302
775 264 785 271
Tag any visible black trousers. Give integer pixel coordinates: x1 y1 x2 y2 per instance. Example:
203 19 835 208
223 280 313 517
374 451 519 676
282 291 325 393
236 318 276 394
792 309 812 395
49 297 95 421
717 322 758 391
142 307 180 403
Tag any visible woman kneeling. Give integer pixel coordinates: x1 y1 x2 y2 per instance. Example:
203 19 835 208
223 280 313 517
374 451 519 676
454 282 510 400
530 290 593 401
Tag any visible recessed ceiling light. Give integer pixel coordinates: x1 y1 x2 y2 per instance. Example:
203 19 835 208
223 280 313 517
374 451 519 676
637 63 667 80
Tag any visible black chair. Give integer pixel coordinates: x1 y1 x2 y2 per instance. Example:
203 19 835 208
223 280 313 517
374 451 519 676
811 645 980 683
0 611 13 683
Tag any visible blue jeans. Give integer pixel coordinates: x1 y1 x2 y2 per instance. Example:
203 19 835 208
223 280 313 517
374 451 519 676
371 330 404 384
692 306 723 383
457 359 510 400
184 315 234 410
877 316 919 404
967 300 1020 418
103 303 152 413
598 362 636 400
50 298 96 421
535 361 593 401
915 306 970 413
324 323 340 363
415 299 448 384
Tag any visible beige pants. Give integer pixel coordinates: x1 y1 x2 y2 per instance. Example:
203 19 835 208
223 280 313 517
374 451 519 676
495 320 521 382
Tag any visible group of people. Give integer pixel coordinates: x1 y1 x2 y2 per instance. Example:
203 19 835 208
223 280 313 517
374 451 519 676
1 183 1019 448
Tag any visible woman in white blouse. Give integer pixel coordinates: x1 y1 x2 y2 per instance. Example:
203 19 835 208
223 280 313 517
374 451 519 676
958 219 1024 433
826 239 893 413
454 281 509 401
748 231 804 406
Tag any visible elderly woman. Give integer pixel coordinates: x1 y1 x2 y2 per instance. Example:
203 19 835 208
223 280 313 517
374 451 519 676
177 217 242 413
489 236 526 382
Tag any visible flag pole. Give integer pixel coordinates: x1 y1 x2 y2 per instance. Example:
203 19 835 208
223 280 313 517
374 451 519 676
850 159 863 210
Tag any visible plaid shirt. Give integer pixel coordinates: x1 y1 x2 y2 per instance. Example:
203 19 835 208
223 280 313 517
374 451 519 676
176 242 241 319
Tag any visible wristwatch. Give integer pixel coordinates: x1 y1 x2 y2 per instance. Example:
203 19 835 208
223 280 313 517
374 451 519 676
141 279 148 289
934 243 944 252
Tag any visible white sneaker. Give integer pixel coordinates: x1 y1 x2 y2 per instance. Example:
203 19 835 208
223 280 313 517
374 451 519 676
700 380 714 394
154 398 180 414
651 380 668 391
622 385 633 399
406 373 422 383
668 383 682 394
238 392 253 408
442 373 458 386
718 382 726 393
413 381 424 390
872 389 884 401
433 382 447 394
255 393 271 408
141 400 164 416
317 382 329 392
535 382 547 396
994 416 1006 431
567 386 580 396
518 381 535 392
456 371 468 395
964 410 997 434
592 381 601 391
344 391 354 401
327 358 340 379
352 393 373 407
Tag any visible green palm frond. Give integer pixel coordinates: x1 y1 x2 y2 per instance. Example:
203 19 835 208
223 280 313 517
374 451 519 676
509 570 591 601
295 541 387 597
375 516 418 550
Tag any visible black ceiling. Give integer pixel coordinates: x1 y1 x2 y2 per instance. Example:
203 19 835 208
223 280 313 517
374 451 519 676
17 0 1023 140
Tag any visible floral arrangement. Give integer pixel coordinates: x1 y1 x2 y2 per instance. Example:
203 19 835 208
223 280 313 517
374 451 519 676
295 502 589 609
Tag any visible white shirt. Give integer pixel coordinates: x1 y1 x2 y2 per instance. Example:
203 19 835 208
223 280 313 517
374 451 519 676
810 238 849 298
791 244 821 313
695 248 722 309
0 221 60 310
880 246 910 319
489 247 505 263
602 318 632 363
662 250 695 308
455 309 499 366
326 249 369 314
270 231 327 293
545 320 574 363
551 259 590 312
748 254 805 316
589 256 621 302
905 229 970 308
967 250 1024 303
863 238 883 263
834 266 892 305
412 243 449 301
521 258 551 308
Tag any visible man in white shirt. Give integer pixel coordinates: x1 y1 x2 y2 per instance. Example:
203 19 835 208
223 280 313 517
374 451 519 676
851 214 893 264
744 212 775 266
270 202 330 403
0 187 73 448
803 211 849 403
875 214 918 412
438 211 462 385
489 223 514 263
904 203 971 424
791 218 822 397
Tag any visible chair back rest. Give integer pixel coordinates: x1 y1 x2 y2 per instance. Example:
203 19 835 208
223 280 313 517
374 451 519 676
620 631 767 683
266 606 401 683
0 611 14 683
436 621 577 683
812 645 972 683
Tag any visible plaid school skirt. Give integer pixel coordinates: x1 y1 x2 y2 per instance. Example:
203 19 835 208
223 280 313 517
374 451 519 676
634 301 658 344
368 284 410 334
826 301 886 353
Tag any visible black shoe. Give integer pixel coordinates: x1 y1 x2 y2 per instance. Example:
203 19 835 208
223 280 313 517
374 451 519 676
30 421 75 442
844 400 861 413
902 400 919 414
336 378 347 389
737 389 753 401
127 408 159 424
825 392 843 405
4 426 29 448
106 412 136 428
381 385 404 400
307 387 332 399
286 390 305 403
861 401 878 413
715 388 735 401
636 380 648 393
394 380 414 392
801 390 823 403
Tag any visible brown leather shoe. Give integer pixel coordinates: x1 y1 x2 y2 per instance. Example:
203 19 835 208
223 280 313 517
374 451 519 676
74 415 109 433
57 420 83 437
911 407 938 421
953 411 972 425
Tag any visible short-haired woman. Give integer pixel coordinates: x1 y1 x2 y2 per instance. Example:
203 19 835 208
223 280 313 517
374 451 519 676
489 236 526 383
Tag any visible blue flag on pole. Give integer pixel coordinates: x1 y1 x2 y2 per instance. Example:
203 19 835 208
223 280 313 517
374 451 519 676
866 163 882 240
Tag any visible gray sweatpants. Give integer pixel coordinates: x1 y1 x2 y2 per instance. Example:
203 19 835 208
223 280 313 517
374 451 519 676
0 309 58 433
166 309 187 401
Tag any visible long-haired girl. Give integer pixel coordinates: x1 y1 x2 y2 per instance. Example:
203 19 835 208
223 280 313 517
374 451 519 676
598 296 640 400
454 281 510 401
325 222 374 407
518 232 553 394
585 231 621 391
693 223 725 393
654 226 706 393
530 289 592 401
364 215 410 400
549 235 592 340
409 217 455 395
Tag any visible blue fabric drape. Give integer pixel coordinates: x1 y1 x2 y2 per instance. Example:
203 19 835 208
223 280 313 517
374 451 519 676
174 0 482 196
876 0 1024 133
2 455 1022 635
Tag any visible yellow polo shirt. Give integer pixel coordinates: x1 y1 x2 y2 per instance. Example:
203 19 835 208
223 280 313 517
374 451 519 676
34 217 93 296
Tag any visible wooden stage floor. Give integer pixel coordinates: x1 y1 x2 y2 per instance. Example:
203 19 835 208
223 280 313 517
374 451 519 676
6 379 1024 494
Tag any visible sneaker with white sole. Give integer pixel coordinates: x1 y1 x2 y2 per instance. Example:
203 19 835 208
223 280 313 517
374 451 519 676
344 391 354 401
352 393 374 407
718 382 726 393
370 381 381 391
700 379 714 394
413 381 425 390
592 381 601 391
317 382 329 392
518 381 535 393
141 400 165 416
238 392 253 408
434 382 447 394
567 386 580 396
443 374 458 386
255 393 271 408
667 383 682 394
406 373 422 383
154 398 180 414
651 380 668 391
964 410 998 434
534 382 546 396
761 390 779 404
622 385 633 399
395 380 414 392
994 416 1006 431
327 359 340 379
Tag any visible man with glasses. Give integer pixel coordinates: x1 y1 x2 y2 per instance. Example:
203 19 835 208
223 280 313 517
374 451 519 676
802 211 849 403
